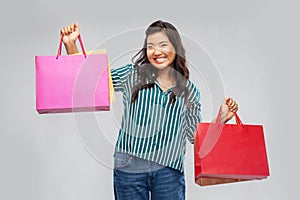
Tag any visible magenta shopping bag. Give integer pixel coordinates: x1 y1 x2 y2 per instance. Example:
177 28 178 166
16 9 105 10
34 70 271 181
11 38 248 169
35 35 110 114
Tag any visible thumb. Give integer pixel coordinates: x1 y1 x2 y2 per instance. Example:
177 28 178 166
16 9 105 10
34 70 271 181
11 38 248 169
224 97 233 106
222 97 230 107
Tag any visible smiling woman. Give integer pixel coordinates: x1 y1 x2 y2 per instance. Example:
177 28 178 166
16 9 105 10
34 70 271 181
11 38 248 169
146 32 176 70
131 20 190 106
146 32 177 91
59 19 238 200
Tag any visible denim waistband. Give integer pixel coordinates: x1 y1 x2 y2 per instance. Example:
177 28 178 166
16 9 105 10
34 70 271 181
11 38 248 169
113 152 165 173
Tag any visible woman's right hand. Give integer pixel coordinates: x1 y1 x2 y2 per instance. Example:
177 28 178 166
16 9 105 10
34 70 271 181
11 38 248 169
60 22 80 54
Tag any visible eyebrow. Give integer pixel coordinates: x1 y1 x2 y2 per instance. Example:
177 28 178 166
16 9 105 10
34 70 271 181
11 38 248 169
147 41 168 45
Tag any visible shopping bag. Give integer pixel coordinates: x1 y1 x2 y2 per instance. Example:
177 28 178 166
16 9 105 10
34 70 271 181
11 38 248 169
35 35 110 114
107 64 116 102
194 109 270 186
75 49 115 102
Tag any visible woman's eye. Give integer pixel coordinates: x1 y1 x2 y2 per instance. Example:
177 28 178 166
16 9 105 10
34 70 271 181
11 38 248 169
147 45 153 49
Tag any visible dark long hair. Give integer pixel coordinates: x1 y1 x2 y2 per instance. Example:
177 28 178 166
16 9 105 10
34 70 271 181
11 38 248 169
131 20 190 105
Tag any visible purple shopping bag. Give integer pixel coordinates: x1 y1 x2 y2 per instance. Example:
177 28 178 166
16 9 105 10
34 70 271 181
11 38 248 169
35 35 110 114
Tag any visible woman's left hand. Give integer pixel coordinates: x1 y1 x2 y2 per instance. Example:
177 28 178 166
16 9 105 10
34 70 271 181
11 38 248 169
220 97 239 123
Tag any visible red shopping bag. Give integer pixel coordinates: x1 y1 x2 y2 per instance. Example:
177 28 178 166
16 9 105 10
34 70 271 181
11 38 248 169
35 35 110 114
194 109 270 186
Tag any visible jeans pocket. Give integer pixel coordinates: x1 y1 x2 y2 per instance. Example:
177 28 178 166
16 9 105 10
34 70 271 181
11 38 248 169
114 152 132 169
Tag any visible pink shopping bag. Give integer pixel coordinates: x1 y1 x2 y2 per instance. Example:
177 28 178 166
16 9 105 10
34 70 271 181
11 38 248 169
35 35 110 114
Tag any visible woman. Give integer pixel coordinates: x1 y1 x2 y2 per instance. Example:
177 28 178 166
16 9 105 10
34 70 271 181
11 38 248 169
60 20 238 200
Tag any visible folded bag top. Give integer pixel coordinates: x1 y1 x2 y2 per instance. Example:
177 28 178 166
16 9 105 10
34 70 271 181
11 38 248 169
35 35 110 114
194 108 270 186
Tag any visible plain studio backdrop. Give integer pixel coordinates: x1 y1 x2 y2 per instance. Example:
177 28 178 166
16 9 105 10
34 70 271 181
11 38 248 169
0 0 299 199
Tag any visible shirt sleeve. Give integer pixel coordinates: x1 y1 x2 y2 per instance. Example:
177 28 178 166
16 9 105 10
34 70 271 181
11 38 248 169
184 83 202 144
110 64 134 92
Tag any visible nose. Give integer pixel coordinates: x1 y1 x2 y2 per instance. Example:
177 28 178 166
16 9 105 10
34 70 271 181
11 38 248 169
153 47 162 55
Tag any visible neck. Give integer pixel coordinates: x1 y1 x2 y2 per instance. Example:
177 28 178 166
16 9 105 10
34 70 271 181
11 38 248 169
157 69 171 80
157 68 175 89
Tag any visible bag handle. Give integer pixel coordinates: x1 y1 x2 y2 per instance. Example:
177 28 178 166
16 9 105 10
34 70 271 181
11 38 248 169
233 112 242 125
56 34 87 59
198 102 243 159
215 103 243 125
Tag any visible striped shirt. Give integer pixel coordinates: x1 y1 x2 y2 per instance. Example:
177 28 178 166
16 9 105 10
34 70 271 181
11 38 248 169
111 64 202 173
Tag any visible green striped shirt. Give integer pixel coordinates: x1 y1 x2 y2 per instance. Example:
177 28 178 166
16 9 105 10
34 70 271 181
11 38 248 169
111 64 202 173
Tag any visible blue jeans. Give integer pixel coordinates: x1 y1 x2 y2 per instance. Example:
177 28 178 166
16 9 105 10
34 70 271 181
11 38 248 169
113 152 185 200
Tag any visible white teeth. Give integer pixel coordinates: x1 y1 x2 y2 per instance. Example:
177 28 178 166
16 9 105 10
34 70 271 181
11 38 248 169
155 58 166 63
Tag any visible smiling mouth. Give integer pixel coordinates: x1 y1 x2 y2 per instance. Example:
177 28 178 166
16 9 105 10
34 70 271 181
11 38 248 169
154 57 167 64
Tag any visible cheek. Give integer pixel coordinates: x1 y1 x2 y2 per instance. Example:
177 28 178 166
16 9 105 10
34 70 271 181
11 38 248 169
146 50 152 61
169 52 176 63
167 47 176 61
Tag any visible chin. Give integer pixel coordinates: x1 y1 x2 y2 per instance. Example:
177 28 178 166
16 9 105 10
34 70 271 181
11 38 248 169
151 63 171 70
153 65 169 71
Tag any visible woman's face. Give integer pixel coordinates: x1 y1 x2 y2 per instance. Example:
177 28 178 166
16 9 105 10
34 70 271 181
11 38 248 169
146 31 176 72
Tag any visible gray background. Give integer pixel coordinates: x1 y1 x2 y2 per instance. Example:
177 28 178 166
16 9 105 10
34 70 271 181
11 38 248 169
1 0 299 199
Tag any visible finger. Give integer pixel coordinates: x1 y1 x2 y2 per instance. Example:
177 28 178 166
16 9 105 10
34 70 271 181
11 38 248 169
74 21 79 32
60 26 67 35
231 106 238 113
61 27 67 35
233 106 239 112
230 100 235 108
230 102 238 112
226 98 234 111
70 23 75 32
224 97 230 106
64 27 70 35
226 97 233 107
67 25 72 33
225 97 230 103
